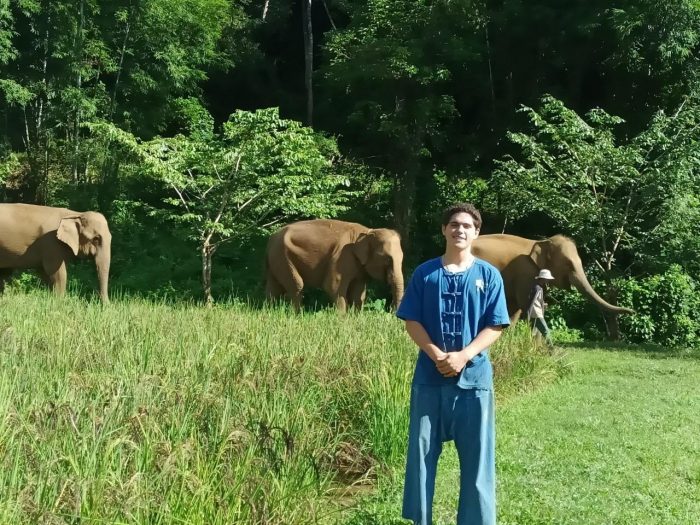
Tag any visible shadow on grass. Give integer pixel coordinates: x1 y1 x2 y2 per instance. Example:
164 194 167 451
5 261 398 316
3 271 369 316
558 340 700 360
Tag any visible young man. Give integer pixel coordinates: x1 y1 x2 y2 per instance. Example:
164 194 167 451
527 269 555 345
397 203 510 525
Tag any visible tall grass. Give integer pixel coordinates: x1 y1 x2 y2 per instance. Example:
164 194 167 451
0 291 565 524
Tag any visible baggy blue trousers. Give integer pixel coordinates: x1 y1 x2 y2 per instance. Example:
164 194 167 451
402 383 495 525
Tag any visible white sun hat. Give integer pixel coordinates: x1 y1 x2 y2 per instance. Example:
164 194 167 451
537 269 555 280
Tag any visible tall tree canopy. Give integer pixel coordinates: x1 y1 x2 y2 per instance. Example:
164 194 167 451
0 0 698 340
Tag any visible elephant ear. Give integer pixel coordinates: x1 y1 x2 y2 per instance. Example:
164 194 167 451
57 217 81 256
529 239 551 268
353 232 372 266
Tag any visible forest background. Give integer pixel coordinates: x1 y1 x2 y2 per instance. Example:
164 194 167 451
0 0 699 347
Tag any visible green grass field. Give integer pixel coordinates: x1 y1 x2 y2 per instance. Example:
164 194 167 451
345 345 700 525
496 345 700 525
0 291 563 524
4 291 695 525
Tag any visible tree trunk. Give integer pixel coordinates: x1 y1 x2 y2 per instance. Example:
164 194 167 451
484 22 496 121
28 3 51 204
601 280 622 341
73 0 84 182
97 157 119 212
393 154 418 252
603 313 621 341
302 0 313 126
110 17 131 120
202 242 215 306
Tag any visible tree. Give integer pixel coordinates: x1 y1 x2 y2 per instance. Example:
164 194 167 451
92 106 350 304
492 95 700 336
321 0 487 246
631 97 700 277
605 0 700 115
0 0 242 204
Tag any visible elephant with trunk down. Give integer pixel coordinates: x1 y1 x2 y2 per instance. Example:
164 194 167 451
265 219 404 312
0 204 112 302
472 234 633 323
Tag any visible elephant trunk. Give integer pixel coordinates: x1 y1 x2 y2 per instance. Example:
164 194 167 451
569 265 633 315
95 241 111 304
388 262 404 309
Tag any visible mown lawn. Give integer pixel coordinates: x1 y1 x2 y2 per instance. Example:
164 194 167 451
497 345 700 525
346 345 700 524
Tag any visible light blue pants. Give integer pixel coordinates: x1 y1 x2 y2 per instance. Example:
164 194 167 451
403 384 495 525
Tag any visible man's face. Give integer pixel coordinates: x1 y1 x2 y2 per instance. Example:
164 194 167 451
442 211 479 249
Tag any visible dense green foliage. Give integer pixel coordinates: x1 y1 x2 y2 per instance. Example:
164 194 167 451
0 291 563 523
494 96 700 278
493 96 700 344
90 106 350 302
0 0 698 343
616 265 700 347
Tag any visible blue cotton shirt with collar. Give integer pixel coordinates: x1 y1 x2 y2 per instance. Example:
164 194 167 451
397 257 510 389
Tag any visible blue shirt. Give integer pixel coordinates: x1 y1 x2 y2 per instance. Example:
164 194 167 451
397 257 510 389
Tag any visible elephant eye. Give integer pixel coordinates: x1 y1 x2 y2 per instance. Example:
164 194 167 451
93 235 102 246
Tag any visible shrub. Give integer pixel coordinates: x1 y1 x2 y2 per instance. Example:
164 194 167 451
546 287 606 340
548 317 584 344
616 265 700 348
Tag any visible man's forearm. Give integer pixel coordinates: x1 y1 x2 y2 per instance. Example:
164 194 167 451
434 325 506 378
460 326 505 361
405 320 445 362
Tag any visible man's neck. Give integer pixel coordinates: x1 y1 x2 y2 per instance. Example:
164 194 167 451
442 247 475 270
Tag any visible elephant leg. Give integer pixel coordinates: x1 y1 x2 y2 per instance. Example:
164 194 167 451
276 262 304 313
332 278 351 313
347 279 367 311
266 273 304 312
0 269 13 294
42 258 68 295
509 309 523 324
288 270 304 313
265 275 286 302
513 282 531 324
334 295 348 312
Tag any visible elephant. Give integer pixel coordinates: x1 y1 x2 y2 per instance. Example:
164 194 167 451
471 234 633 323
0 203 112 302
265 219 404 312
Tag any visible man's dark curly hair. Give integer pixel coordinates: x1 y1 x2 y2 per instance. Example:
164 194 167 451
441 203 482 230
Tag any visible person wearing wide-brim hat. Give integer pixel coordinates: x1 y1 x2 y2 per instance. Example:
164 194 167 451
527 269 555 345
